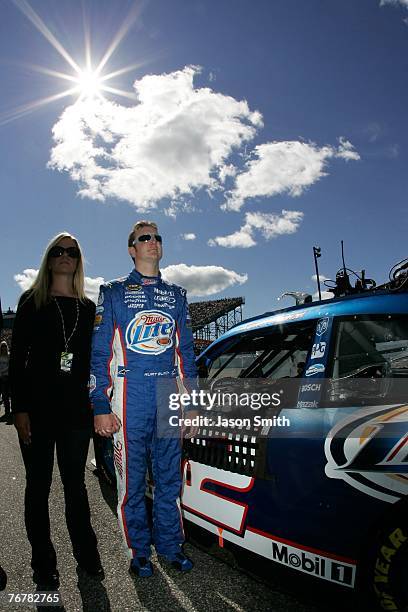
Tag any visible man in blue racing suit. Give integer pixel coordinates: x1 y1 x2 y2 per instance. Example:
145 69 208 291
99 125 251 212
90 220 198 577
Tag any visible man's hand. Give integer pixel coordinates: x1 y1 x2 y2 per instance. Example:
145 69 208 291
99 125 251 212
94 413 121 437
14 412 31 444
183 410 199 439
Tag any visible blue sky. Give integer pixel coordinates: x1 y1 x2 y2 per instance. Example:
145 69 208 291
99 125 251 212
1 0 408 318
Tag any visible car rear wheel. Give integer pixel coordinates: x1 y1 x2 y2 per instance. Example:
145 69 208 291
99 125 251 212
366 505 408 611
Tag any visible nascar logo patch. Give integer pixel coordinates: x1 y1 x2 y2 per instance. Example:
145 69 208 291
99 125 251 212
125 310 175 354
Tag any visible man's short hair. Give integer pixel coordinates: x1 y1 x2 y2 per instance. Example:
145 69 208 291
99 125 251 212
128 220 159 247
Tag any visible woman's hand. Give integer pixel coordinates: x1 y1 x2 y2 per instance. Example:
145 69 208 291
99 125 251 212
94 413 121 437
14 412 31 444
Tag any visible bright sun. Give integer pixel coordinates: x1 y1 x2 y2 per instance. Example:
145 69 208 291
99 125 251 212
0 2 144 125
76 70 103 99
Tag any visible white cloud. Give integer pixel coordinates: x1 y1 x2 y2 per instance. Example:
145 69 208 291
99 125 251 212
181 233 196 241
311 274 329 282
313 290 333 301
223 138 360 211
163 200 197 219
49 66 262 211
14 269 104 303
366 122 382 143
48 66 358 215
84 276 105 303
161 263 247 296
208 210 303 248
311 275 332 300
14 269 38 292
336 137 361 161
380 0 408 8
14 264 246 300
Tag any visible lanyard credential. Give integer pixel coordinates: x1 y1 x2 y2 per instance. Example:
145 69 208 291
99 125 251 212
54 297 79 373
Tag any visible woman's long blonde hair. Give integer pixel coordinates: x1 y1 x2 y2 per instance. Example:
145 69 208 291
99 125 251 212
28 232 87 309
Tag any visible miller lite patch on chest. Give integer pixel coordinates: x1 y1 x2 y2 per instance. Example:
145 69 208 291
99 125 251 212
125 310 175 354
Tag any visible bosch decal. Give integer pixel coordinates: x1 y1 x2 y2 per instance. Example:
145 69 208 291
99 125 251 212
125 310 175 354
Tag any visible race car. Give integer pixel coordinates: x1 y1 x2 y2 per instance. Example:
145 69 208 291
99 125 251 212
95 260 408 611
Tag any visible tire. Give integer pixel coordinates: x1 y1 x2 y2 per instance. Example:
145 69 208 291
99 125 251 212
367 506 408 611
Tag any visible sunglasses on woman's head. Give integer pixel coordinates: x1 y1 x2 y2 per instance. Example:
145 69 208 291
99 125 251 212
133 234 163 244
48 246 81 259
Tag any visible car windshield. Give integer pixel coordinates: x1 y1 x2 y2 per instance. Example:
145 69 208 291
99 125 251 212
207 321 315 381
332 317 408 379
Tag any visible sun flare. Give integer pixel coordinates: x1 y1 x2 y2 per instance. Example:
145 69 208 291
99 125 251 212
75 69 103 99
1 1 145 125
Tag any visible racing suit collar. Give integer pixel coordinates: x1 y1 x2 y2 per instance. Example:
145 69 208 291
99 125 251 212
129 268 162 284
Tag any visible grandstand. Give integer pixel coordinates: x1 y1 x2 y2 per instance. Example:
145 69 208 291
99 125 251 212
0 308 14 345
189 297 244 353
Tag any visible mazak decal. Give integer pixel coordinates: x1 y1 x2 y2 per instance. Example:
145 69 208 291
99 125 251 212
125 310 175 354
325 405 408 502
316 318 329 337
305 363 325 377
311 342 326 360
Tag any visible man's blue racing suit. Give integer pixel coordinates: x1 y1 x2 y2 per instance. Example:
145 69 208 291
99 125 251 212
90 269 197 559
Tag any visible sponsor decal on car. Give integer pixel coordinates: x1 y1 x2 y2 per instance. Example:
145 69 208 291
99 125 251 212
181 461 356 587
316 318 329 337
311 342 326 359
325 404 408 502
125 310 175 354
97 291 104 306
305 363 325 377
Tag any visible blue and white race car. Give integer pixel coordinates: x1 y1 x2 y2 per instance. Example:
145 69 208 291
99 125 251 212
183 288 408 611
94 266 408 611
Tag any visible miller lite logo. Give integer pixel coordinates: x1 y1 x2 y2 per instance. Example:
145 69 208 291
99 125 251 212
325 405 408 502
125 310 175 354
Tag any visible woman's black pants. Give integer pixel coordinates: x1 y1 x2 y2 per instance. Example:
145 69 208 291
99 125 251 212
19 423 99 575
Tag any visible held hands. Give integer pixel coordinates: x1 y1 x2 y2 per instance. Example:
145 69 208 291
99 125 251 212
14 412 31 444
183 409 199 439
94 413 121 437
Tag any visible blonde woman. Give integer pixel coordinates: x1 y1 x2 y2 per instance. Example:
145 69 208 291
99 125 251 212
9 232 103 590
